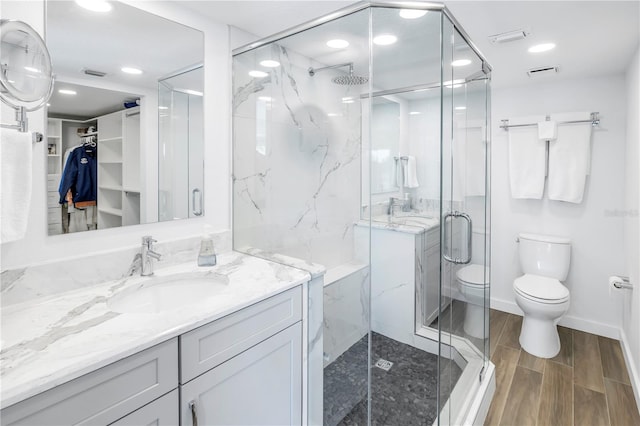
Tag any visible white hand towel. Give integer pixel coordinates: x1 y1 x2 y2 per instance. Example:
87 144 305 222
508 125 546 199
538 120 557 141
404 156 419 188
1 129 33 243
548 113 593 203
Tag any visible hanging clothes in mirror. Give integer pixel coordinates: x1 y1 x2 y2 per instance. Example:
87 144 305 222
58 139 98 233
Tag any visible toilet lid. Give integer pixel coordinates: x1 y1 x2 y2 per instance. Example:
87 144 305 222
457 264 489 286
514 274 569 301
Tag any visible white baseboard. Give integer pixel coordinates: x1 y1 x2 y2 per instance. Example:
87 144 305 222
620 328 640 411
490 297 620 339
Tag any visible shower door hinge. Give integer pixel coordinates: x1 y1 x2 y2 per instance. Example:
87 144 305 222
479 366 486 383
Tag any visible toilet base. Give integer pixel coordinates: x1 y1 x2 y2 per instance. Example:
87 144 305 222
464 303 487 339
519 316 561 358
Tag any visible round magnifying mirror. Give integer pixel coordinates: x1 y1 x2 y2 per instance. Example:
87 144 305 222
0 19 54 110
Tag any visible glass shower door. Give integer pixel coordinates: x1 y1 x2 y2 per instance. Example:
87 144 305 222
438 19 491 426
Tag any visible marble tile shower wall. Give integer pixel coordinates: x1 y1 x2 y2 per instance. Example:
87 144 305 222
233 43 364 270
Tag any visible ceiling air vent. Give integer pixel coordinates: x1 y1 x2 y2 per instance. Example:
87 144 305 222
527 66 559 77
489 29 529 43
82 68 107 77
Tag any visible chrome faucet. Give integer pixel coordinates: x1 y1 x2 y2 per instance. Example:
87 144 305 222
388 194 412 216
141 236 161 276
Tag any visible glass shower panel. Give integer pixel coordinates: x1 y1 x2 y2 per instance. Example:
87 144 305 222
232 10 371 426
438 22 491 425
158 67 204 221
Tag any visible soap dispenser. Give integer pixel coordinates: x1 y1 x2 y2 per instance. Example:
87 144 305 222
198 225 217 266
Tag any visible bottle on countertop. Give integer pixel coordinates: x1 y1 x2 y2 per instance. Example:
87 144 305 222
198 225 217 267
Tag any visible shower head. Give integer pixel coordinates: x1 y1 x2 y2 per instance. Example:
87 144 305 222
308 62 369 86
332 72 369 86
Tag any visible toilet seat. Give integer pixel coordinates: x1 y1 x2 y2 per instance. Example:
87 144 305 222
457 264 489 287
514 274 569 304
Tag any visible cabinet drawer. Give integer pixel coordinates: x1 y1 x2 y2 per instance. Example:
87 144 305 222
1 339 178 426
109 389 178 426
180 286 302 383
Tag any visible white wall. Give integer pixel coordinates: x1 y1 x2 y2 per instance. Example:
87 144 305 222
622 45 640 403
0 1 231 270
491 74 627 338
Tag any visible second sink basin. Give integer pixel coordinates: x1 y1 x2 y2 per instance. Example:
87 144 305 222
108 271 230 314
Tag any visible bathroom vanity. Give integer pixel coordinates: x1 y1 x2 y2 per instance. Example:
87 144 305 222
0 252 311 425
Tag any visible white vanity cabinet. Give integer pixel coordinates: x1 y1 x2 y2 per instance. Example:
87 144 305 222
1 285 304 426
179 286 303 426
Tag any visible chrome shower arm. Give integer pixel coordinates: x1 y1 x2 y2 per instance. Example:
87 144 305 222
308 62 353 76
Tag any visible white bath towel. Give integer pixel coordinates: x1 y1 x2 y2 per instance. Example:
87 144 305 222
404 155 419 188
509 124 547 199
0 129 33 243
538 120 557 141
548 112 593 203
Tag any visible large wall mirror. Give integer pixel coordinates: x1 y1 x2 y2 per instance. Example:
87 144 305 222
45 0 204 235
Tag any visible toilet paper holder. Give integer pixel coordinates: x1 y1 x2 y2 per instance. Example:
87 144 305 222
611 276 633 290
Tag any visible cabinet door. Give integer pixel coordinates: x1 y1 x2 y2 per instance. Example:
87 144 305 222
110 389 178 426
181 323 302 426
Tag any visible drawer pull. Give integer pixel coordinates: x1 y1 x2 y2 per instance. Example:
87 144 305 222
189 400 198 426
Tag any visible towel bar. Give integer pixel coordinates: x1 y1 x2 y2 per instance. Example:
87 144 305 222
500 112 600 131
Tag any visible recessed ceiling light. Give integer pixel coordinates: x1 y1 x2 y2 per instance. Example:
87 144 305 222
75 0 112 13
409 111 421 115
451 59 471 67
399 9 427 19
58 89 77 95
24 66 41 73
528 43 556 53
342 97 354 104
158 106 169 110
184 89 203 97
46 103 50 106
258 96 273 102
455 106 467 110
327 39 349 49
260 60 280 68
249 70 268 78
373 34 397 46
121 67 142 75
327 112 341 117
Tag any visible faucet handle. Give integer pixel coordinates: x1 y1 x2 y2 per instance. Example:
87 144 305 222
142 235 157 246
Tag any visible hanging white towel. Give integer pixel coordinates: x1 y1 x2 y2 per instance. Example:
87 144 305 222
538 120 557 141
0 129 33 243
508 123 547 199
404 156 419 188
548 112 593 203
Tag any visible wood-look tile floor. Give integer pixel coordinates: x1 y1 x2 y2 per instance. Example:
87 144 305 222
485 310 640 426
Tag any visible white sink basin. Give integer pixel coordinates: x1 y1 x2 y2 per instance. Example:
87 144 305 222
108 272 229 314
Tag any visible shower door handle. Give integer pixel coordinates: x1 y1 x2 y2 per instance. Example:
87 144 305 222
443 211 472 264
192 188 203 216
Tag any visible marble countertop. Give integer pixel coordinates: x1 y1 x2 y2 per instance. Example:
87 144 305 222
0 251 310 409
356 214 439 234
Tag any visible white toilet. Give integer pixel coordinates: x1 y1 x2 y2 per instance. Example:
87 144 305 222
456 229 490 339
514 233 571 358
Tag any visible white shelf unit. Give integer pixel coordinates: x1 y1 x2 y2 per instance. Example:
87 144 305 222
97 107 140 229
47 118 63 235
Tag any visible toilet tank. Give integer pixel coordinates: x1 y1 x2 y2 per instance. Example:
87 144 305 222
471 228 489 265
518 233 571 281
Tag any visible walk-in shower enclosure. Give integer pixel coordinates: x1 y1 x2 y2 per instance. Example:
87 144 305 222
233 2 492 425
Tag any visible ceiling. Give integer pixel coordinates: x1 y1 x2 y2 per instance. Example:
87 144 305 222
182 0 640 89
